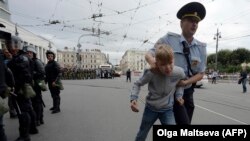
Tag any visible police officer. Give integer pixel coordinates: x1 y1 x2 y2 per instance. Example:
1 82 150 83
0 48 8 141
25 45 46 125
126 69 131 82
7 36 38 141
45 50 62 114
145 2 207 124
2 48 17 118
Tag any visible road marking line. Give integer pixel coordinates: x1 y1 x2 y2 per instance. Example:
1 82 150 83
196 104 247 125
138 96 247 124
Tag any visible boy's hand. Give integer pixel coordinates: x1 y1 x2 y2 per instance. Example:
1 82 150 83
176 98 184 106
130 100 139 112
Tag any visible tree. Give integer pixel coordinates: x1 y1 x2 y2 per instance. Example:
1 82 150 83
207 48 250 73
231 48 250 65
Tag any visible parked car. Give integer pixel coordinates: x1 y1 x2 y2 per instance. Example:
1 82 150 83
195 80 203 88
113 72 121 77
195 75 208 88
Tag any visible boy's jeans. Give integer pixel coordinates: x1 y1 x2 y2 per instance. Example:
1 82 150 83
135 106 175 141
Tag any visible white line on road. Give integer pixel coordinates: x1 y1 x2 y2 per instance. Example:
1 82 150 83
138 96 247 124
196 104 248 125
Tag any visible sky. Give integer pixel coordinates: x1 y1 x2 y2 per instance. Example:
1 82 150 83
7 0 250 64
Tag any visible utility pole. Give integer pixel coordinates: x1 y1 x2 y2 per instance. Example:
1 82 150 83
76 34 99 69
214 28 221 70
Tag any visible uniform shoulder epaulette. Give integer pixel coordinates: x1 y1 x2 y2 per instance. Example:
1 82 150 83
198 41 206 47
167 32 181 38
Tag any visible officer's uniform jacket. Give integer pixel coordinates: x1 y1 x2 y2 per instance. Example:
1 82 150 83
8 52 33 92
149 32 207 88
45 60 61 87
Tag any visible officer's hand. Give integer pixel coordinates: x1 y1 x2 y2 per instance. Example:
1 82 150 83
177 80 187 87
52 82 56 87
10 87 15 92
130 100 139 112
176 98 184 106
149 58 156 69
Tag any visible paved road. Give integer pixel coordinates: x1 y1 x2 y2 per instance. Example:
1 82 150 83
3 77 250 141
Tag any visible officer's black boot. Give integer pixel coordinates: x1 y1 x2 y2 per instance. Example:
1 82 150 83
18 113 31 140
52 97 60 114
50 97 56 111
29 110 38 134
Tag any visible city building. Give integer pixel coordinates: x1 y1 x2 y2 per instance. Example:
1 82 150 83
57 48 109 69
0 0 56 63
120 49 149 75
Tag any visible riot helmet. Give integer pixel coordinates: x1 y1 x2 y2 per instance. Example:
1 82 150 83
24 45 37 59
8 35 23 55
11 35 23 50
46 50 56 59
25 45 37 54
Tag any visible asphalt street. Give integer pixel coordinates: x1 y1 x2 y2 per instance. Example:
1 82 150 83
3 76 250 141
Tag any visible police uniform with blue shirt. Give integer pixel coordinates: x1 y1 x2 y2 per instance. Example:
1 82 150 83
149 2 207 124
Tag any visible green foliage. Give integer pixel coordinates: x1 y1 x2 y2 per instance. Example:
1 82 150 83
207 48 250 73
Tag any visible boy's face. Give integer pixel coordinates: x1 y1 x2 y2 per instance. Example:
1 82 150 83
156 59 174 76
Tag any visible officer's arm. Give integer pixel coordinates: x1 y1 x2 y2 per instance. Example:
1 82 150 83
36 60 45 76
5 67 15 87
54 62 62 82
145 52 155 68
184 72 204 86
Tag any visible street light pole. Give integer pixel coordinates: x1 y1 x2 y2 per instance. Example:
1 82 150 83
76 34 99 69
214 28 221 70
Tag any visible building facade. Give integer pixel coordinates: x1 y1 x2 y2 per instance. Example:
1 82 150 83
57 48 109 69
0 0 56 63
120 49 149 74
0 0 10 21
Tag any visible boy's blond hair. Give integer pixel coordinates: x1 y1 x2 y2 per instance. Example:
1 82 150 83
155 44 174 64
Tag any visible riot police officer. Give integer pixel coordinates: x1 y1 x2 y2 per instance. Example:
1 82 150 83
25 45 46 125
0 48 8 141
45 50 62 114
7 35 38 141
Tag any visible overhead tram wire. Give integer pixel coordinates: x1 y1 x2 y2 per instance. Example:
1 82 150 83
82 0 167 48
50 0 62 20
10 10 48 23
120 0 143 46
218 7 250 25
86 0 164 17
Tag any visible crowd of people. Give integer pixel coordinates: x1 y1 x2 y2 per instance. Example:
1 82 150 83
0 34 62 141
61 68 115 80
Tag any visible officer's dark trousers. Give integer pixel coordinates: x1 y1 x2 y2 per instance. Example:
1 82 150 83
8 95 17 117
174 87 195 125
32 85 44 123
14 95 37 138
0 115 7 141
126 76 131 82
49 87 60 111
